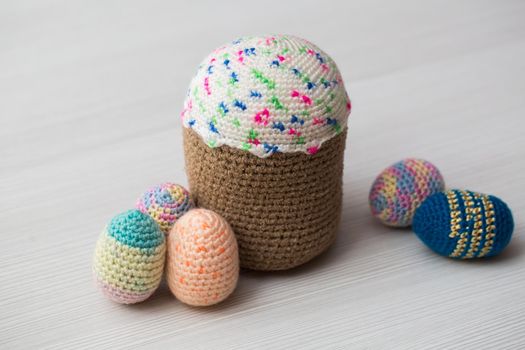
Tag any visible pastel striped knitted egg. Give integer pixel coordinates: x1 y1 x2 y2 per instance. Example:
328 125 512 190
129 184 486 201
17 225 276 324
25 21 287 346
93 210 166 304
166 208 239 306
369 159 445 227
413 190 514 259
136 183 194 235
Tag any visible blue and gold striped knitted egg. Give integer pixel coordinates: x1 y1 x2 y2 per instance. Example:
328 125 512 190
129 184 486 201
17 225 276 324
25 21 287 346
413 190 514 259
93 210 166 304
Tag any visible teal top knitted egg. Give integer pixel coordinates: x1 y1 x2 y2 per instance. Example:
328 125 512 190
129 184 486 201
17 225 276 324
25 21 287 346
413 189 514 259
93 209 166 304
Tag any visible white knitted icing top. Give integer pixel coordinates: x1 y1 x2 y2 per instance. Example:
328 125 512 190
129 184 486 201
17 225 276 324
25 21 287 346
181 35 351 158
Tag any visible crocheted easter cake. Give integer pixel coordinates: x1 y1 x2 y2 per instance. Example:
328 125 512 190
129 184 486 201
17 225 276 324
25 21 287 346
181 35 351 270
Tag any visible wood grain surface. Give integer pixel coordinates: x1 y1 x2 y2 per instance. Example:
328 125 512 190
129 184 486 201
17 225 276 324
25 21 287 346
1 1 524 349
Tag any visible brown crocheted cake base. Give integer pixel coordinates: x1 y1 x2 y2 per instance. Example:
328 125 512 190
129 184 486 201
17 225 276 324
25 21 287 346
183 128 347 271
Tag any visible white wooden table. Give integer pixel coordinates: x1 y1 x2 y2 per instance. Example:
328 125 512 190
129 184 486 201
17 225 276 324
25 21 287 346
1 1 524 348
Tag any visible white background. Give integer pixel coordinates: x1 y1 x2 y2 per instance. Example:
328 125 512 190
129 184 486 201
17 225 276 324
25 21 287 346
1 0 524 349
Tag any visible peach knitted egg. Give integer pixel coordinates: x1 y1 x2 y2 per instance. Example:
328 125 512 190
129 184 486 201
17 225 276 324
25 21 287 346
166 208 239 306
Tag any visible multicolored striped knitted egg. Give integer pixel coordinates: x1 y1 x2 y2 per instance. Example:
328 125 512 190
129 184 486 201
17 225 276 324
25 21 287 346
166 208 239 306
413 190 514 259
93 210 166 304
136 183 194 235
369 159 445 227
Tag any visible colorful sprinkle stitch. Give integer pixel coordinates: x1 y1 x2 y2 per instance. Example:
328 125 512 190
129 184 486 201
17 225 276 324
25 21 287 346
181 35 351 157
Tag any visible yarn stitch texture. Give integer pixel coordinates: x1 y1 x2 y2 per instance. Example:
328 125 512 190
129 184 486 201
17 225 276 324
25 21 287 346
136 183 194 235
183 127 346 271
369 158 445 227
413 189 514 259
166 209 239 306
93 210 166 304
181 34 351 158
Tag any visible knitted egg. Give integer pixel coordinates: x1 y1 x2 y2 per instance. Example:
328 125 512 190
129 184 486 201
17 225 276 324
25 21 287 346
369 158 445 227
166 208 239 306
93 209 166 304
136 183 194 235
181 35 351 270
413 190 514 259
